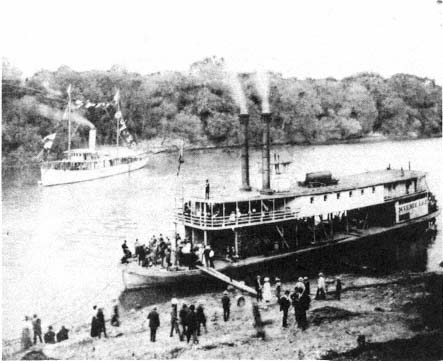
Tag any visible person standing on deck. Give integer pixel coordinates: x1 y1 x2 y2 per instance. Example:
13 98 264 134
221 291 231 322
335 276 342 300
179 304 188 341
205 179 210 199
32 314 42 344
279 290 291 327
203 245 210 267
170 298 181 339
315 272 326 300
275 278 282 300
208 246 215 268
304 277 310 295
147 307 160 342
254 275 263 302
263 277 272 303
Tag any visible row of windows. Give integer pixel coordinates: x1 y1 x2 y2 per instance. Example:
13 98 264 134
310 186 376 203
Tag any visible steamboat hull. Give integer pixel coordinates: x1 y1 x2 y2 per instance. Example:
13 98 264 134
40 156 149 186
122 210 439 291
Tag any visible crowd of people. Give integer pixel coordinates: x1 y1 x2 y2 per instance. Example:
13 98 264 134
20 314 69 351
120 234 216 270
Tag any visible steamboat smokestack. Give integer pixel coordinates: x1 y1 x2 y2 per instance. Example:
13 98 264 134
239 113 251 191
88 127 96 151
261 113 273 194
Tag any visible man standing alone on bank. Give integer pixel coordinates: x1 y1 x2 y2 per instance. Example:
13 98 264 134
205 179 210 199
279 290 291 327
221 291 231 322
147 307 160 342
32 315 42 344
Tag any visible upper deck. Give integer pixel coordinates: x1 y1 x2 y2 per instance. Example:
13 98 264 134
174 169 428 230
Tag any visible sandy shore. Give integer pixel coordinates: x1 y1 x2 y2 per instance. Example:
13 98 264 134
6 271 443 360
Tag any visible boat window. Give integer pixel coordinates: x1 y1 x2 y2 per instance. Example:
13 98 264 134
361 189 364 195
393 183 397 190
324 195 327 201
337 193 340 199
372 186 376 193
310 197 314 204
349 191 353 197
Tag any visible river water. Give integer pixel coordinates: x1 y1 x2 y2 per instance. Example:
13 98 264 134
2 138 442 341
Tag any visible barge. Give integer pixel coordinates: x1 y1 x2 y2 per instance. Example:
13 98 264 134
122 112 439 290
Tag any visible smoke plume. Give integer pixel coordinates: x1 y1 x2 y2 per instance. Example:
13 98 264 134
225 72 248 114
255 71 270 113
22 96 95 129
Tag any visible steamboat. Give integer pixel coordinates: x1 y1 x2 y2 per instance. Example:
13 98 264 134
40 87 149 186
122 112 439 291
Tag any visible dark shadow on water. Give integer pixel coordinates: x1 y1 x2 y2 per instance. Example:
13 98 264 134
119 223 438 311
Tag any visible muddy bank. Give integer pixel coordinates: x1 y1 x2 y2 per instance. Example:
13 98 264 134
5 272 442 360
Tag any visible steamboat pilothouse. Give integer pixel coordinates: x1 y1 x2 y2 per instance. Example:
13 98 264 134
122 112 439 291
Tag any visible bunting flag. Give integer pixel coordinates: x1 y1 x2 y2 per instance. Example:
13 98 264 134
43 133 57 150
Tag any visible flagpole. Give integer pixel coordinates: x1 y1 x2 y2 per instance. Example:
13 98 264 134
115 90 120 157
67 85 71 155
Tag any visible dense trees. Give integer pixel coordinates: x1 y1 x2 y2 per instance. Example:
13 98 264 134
2 57 442 166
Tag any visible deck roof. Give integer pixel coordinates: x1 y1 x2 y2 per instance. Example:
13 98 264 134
187 169 426 204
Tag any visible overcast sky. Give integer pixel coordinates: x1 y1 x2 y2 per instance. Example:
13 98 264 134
2 0 442 83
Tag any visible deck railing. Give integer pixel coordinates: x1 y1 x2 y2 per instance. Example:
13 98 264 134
174 208 300 229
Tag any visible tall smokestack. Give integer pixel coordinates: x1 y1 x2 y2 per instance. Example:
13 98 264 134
261 113 273 194
89 127 96 151
239 113 251 191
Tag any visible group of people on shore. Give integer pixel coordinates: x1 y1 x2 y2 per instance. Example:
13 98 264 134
21 315 69 351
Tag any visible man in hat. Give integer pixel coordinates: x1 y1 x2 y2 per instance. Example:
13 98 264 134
179 304 188 341
205 179 210 200
221 291 231 322
170 298 181 339
185 305 199 344
56 326 69 342
32 314 42 344
316 272 326 300
97 307 107 338
279 290 291 327
196 300 207 335
147 306 160 342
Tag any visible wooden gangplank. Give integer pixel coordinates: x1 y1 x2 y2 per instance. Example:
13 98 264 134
196 266 257 296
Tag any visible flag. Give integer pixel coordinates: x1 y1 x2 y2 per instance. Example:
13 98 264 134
114 110 122 119
66 84 72 98
62 107 69 120
43 133 56 150
177 140 185 176
113 89 120 104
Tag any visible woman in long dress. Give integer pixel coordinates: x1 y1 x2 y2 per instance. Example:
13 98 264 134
21 316 32 350
262 277 272 303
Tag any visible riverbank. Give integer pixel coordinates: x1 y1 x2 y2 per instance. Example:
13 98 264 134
6 271 442 360
3 134 441 170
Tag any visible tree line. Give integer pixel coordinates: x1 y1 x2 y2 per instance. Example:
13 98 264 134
2 57 442 167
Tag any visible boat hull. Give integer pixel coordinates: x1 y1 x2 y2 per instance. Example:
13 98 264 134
122 210 439 291
40 156 149 186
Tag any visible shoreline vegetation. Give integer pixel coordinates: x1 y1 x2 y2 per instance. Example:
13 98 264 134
2 56 442 168
4 271 442 360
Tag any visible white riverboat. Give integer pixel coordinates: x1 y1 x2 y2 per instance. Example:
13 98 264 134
40 87 149 186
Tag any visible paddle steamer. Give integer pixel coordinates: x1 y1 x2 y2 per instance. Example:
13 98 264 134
122 112 439 290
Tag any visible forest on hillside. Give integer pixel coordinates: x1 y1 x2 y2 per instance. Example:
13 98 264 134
2 57 442 167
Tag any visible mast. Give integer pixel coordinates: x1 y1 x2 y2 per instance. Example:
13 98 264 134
114 89 121 156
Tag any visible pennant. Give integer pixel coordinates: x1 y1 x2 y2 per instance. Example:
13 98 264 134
62 107 69 120
177 140 185 176
66 84 72 97
43 133 56 150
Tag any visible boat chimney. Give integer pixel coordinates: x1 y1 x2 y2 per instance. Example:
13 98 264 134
239 113 251 191
261 112 273 194
89 127 96 151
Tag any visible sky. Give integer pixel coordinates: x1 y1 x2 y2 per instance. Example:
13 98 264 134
1 0 442 83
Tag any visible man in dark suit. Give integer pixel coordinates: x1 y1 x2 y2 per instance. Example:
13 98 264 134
221 291 231 322
279 290 291 327
147 307 160 342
